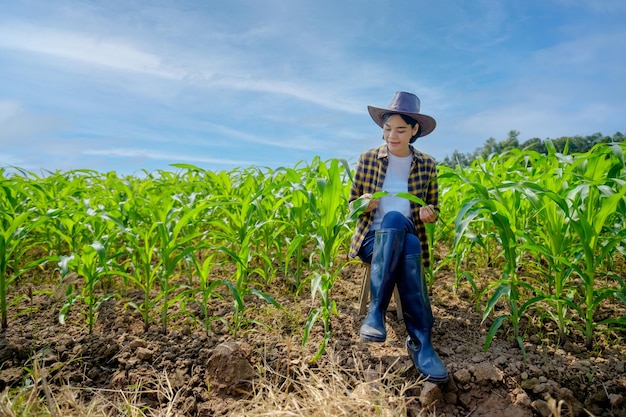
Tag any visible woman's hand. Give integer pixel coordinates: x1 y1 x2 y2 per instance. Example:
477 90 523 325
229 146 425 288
419 204 438 223
361 193 379 213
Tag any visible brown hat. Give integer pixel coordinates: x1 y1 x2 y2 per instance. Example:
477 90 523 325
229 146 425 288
367 91 436 138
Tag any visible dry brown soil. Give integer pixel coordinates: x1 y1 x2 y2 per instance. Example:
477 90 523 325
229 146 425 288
0 254 625 416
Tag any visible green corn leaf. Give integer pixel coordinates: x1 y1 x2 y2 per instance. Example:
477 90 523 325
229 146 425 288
302 307 321 347
250 288 284 310
482 283 510 322
394 191 427 206
484 314 509 351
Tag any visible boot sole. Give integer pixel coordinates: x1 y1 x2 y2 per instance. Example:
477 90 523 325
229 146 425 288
359 332 386 342
421 373 449 384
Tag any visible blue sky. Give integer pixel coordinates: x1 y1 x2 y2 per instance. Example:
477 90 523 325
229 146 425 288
1 0 625 175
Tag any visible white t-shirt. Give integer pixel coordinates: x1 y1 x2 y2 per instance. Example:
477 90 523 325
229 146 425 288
371 152 412 230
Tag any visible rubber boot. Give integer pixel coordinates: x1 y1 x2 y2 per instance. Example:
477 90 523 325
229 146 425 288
359 229 405 342
398 253 448 383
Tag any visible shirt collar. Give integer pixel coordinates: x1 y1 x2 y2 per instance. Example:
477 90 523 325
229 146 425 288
377 144 424 162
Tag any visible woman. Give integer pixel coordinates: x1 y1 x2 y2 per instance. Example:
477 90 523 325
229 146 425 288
349 91 448 383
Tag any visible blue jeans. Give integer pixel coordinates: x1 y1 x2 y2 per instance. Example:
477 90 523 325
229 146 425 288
357 211 421 264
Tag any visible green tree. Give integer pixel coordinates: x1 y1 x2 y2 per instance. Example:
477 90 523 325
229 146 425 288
441 131 624 168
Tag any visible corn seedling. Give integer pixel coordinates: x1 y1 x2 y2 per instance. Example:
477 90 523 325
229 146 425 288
0 181 50 329
304 158 352 361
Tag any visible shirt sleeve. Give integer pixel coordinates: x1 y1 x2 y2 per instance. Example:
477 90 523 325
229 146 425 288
349 152 367 203
426 163 440 215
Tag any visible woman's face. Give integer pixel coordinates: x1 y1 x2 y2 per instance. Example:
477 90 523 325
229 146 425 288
383 114 419 157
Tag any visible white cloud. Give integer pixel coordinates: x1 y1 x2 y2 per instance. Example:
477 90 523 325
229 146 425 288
201 122 328 151
0 100 66 142
0 22 183 78
83 148 257 167
532 30 626 82
0 20 367 116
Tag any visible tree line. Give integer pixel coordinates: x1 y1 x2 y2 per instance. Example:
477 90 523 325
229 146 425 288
440 131 625 167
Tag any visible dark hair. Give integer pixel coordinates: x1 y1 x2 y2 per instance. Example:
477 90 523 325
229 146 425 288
382 113 422 143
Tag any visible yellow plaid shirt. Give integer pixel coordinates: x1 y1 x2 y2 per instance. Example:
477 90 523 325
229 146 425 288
349 144 439 267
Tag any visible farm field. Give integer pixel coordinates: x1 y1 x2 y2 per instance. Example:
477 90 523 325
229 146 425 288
0 142 625 416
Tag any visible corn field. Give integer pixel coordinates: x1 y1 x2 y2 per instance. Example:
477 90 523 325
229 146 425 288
1 142 625 360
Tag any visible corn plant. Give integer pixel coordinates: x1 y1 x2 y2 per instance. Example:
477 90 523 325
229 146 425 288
500 144 582 344
517 181 577 344
122 218 162 332
183 250 225 336
250 167 307 290
450 143 626 352
434 168 477 296
453 155 540 353
56 199 126 333
304 158 352 361
58 240 116 333
214 233 283 337
0 202 48 329
204 171 283 337
278 167 316 291
14 170 77 256
153 194 209 334
564 143 626 348
245 172 287 287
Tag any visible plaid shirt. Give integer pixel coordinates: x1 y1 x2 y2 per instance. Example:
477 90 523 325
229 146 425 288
349 144 439 267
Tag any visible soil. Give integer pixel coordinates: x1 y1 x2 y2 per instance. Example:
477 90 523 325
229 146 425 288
1 250 625 417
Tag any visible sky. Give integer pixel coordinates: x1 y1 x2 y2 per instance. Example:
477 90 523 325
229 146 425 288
1 0 625 175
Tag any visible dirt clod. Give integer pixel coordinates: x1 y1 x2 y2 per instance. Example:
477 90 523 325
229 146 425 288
206 341 256 394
